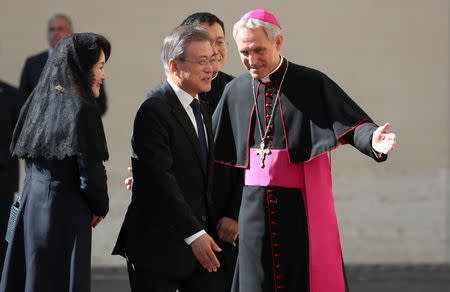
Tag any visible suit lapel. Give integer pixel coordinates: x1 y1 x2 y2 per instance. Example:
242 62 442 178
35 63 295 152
162 81 208 176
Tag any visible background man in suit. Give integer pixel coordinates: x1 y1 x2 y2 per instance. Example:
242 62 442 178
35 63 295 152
19 13 108 115
113 25 225 292
0 80 23 278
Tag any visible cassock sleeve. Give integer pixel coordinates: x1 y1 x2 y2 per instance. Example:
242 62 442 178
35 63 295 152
352 123 387 162
320 74 387 162
212 162 243 221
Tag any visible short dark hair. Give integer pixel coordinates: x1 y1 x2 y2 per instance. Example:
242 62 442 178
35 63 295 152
181 12 225 36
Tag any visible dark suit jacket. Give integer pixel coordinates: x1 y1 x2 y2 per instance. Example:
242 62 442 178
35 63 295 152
0 81 23 193
113 80 216 277
19 50 108 115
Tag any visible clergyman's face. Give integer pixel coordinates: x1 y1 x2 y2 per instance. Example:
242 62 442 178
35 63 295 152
176 40 214 97
235 26 282 80
48 17 73 48
89 50 106 98
200 22 227 74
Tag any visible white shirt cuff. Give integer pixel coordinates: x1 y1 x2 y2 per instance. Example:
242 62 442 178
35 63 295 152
184 229 206 245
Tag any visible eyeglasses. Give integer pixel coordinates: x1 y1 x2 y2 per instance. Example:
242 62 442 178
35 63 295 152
180 58 219 67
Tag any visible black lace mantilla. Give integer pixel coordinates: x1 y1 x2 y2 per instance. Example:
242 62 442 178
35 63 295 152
10 33 109 161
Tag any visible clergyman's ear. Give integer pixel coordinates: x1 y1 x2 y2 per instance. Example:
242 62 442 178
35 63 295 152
275 34 283 51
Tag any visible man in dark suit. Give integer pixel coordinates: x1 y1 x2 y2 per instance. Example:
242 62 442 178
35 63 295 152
180 12 239 292
113 25 225 292
0 80 23 278
123 13 240 291
19 13 107 115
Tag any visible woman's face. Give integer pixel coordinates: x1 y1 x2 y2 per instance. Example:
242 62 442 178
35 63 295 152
90 50 106 98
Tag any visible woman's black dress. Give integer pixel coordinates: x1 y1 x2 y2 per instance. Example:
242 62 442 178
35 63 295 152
1 158 108 291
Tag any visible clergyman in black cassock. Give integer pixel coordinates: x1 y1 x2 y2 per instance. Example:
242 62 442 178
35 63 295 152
212 9 396 292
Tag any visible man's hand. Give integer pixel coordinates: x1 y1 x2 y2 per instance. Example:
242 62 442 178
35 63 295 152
92 215 103 228
372 123 396 154
124 167 133 191
191 233 221 272
216 216 238 244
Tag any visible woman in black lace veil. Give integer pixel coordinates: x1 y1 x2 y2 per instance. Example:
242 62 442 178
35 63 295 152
0 33 111 292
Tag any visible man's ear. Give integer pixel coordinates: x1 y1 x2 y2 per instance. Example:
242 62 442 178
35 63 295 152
169 59 179 75
275 34 283 51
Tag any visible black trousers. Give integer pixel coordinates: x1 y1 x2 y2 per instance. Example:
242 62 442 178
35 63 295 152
126 259 226 292
216 242 238 292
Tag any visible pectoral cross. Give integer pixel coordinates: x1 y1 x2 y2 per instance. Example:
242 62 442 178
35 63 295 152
255 141 270 168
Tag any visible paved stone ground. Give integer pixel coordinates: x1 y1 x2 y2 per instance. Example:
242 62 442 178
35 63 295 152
92 265 450 292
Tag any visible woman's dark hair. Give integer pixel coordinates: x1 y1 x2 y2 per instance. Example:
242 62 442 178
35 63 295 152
10 32 110 161
78 34 111 73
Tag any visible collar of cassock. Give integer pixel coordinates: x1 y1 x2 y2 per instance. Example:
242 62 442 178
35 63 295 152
260 56 285 83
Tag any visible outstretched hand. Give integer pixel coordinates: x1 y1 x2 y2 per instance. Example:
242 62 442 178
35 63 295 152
191 233 221 272
372 123 396 154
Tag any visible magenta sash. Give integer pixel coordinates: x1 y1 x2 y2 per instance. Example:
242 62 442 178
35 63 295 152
244 149 305 188
245 149 346 292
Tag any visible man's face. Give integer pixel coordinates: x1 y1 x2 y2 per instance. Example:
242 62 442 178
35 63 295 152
200 22 227 74
235 26 282 80
48 17 73 48
175 40 214 97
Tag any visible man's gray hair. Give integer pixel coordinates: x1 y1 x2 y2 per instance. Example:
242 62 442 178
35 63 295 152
48 13 73 30
233 18 281 42
161 25 211 73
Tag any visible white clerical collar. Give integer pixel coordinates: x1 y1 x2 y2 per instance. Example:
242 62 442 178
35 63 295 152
167 77 199 109
48 48 53 57
260 56 284 83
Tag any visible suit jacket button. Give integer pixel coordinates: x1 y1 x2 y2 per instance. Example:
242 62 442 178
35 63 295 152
201 215 206 222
